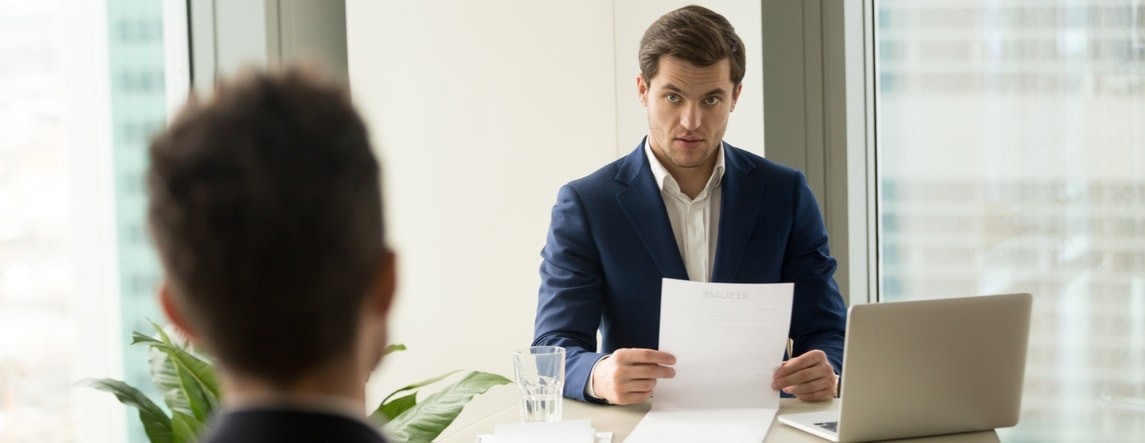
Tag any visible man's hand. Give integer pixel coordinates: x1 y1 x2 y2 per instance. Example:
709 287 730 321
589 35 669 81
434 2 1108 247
591 348 676 405
772 349 838 402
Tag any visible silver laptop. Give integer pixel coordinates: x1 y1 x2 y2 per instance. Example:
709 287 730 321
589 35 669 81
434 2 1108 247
778 293 1032 442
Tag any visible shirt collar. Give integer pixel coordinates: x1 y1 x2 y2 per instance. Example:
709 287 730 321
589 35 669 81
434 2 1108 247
221 392 377 429
643 137 726 194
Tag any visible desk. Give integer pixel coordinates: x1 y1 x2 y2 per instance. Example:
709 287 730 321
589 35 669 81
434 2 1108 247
437 386 999 442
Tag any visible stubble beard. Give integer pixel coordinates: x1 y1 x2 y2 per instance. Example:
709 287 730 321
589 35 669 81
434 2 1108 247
667 142 719 170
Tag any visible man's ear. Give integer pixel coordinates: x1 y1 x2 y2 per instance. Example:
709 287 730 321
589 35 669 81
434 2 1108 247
369 249 397 317
159 279 200 343
730 83 743 112
636 73 649 107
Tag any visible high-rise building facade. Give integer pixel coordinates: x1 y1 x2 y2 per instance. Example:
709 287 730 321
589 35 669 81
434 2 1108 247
105 1 167 441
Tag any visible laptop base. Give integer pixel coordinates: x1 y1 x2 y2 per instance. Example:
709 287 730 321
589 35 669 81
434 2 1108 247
778 411 841 442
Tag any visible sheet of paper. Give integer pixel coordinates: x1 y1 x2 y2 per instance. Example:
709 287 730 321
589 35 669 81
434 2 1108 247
654 279 793 411
624 279 792 442
477 431 612 443
624 408 777 443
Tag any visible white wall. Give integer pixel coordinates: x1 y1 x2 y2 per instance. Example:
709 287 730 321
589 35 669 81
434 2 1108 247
345 0 763 402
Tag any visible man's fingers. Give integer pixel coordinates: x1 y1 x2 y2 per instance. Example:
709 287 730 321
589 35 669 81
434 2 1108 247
612 348 676 366
781 373 833 395
773 363 823 389
595 348 677 405
771 349 837 399
793 385 836 402
620 378 657 393
607 376 655 405
773 349 826 378
616 391 654 405
619 362 675 380
612 348 676 381
789 371 838 402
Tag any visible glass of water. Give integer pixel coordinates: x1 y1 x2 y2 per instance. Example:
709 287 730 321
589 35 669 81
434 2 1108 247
511 346 565 422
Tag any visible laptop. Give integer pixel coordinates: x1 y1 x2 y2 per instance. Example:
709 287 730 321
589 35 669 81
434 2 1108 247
778 293 1032 442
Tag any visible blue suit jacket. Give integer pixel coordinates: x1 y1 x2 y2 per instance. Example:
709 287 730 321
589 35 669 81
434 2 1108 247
533 140 847 402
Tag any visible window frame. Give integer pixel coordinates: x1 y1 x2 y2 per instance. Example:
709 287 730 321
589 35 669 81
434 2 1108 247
761 0 879 305
63 1 192 442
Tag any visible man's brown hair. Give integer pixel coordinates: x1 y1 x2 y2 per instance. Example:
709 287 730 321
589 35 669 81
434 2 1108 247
147 69 384 383
639 5 746 85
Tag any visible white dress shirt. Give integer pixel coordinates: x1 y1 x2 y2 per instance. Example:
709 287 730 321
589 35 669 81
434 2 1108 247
586 138 726 400
643 139 725 282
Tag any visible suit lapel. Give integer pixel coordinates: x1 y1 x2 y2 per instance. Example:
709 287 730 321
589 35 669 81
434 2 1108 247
615 141 688 280
711 145 761 282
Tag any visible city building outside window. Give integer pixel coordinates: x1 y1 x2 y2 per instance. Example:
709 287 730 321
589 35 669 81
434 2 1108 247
876 1 1145 440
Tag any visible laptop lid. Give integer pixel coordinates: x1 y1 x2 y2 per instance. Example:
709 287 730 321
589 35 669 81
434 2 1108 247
780 293 1032 442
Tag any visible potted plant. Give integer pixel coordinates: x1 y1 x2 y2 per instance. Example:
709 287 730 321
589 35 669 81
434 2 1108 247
84 322 509 443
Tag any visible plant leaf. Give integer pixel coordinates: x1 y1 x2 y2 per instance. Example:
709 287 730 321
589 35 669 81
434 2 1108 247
147 322 203 364
150 322 220 397
373 392 417 422
83 378 173 443
381 371 511 442
378 369 461 407
132 331 164 346
383 343 407 356
162 346 218 423
143 322 220 425
148 338 189 417
171 412 199 443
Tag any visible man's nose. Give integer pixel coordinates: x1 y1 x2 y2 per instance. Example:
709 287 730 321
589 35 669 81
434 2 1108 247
680 104 701 131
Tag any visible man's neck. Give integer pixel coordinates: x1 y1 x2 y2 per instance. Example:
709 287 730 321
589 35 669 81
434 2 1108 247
670 164 715 200
220 365 367 417
649 147 718 200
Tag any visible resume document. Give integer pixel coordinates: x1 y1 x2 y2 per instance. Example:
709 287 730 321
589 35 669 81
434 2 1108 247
625 279 793 443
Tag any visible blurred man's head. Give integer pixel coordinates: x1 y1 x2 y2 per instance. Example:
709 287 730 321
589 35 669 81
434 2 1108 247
147 69 394 386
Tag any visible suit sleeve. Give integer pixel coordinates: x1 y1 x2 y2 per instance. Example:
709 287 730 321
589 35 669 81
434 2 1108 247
533 184 609 403
782 172 848 375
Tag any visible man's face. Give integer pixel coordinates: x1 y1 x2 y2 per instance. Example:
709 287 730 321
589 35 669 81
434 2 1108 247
638 56 741 174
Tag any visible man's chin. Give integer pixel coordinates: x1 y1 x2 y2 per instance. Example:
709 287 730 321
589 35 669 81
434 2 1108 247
669 157 711 170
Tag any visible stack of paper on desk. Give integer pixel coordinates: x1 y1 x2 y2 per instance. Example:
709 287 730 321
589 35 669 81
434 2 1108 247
625 279 794 443
476 419 612 443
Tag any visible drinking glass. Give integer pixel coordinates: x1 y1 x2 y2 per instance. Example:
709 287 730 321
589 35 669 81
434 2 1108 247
511 346 565 422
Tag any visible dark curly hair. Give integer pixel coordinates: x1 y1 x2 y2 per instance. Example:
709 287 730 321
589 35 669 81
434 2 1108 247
147 68 385 384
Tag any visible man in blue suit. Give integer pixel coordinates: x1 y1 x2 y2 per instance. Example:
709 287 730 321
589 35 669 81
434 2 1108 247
533 5 846 406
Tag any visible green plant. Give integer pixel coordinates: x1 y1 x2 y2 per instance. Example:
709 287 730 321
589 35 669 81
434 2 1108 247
84 322 510 443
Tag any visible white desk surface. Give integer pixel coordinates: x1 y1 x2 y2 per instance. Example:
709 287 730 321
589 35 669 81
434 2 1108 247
436 386 1000 443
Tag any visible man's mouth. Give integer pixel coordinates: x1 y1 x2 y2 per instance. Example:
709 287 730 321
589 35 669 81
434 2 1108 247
675 136 704 147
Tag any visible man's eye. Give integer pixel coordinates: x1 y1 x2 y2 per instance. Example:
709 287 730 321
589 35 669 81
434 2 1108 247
665 94 680 103
704 96 721 105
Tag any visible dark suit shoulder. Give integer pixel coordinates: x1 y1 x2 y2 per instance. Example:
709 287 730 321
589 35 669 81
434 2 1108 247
560 141 806 198
564 155 631 196
723 144 803 181
200 409 387 443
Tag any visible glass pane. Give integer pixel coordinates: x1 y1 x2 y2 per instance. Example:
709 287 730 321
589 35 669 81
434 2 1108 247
876 0 1145 440
0 3 73 441
0 0 175 441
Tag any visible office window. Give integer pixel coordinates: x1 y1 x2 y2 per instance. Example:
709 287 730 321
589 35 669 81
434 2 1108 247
876 0 1145 440
0 0 181 442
